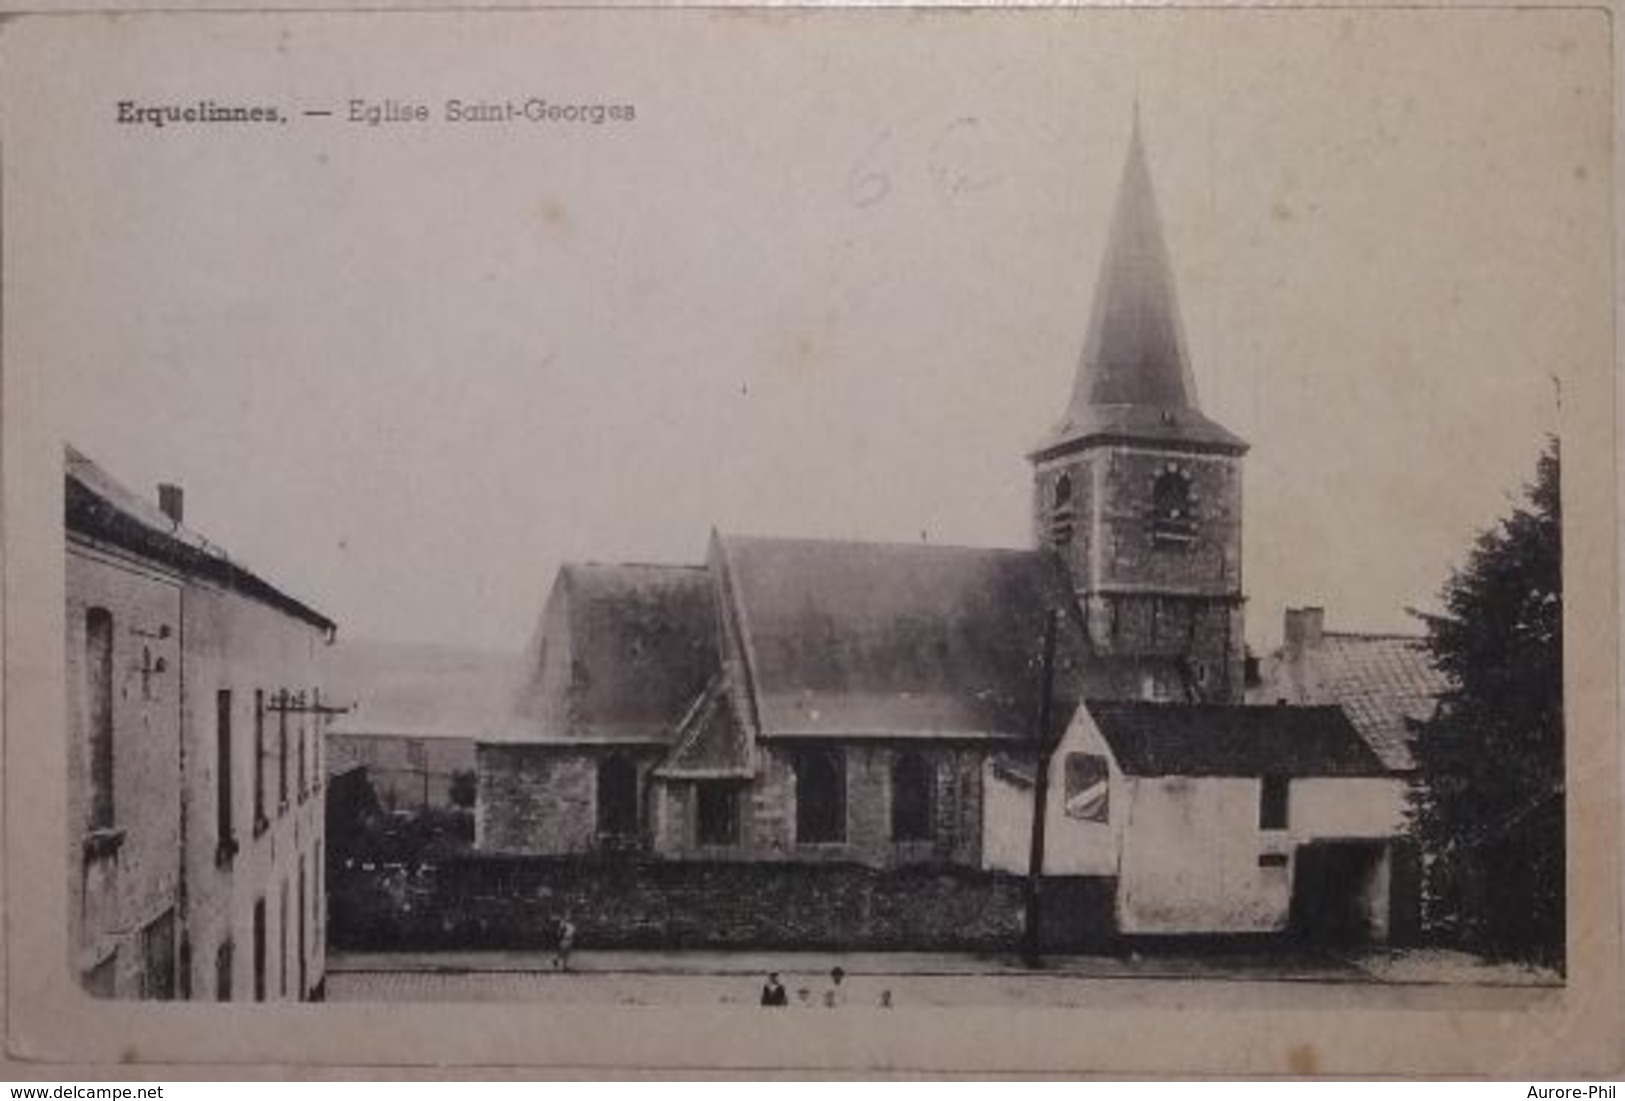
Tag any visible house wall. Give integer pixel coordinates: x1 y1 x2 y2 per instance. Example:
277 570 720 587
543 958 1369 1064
1290 777 1407 840
1117 775 1293 935
1116 774 1406 937
180 579 330 1003
67 536 330 1001
981 710 1119 877
982 708 1410 939
66 543 184 998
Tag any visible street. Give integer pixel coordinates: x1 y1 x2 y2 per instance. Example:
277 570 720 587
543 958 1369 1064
325 948 1561 1009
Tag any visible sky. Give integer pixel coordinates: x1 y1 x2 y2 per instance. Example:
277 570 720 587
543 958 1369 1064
10 8 1609 655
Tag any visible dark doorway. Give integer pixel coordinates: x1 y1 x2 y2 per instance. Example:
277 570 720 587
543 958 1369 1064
696 782 740 846
1290 841 1388 944
139 909 177 1000
252 897 266 1001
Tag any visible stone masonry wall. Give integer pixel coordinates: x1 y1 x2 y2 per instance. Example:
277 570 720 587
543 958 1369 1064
1035 445 1245 701
329 855 1117 953
479 741 991 868
476 745 597 854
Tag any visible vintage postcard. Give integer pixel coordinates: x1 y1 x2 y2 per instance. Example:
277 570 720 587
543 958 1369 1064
0 4 1618 1076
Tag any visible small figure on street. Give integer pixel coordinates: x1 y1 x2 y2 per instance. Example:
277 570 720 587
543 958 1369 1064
878 989 893 1009
822 966 847 1008
553 913 577 972
760 972 788 1007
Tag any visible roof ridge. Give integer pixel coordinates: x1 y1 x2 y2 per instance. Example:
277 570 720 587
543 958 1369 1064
1322 630 1429 642
715 531 1040 557
66 448 335 633
564 560 707 573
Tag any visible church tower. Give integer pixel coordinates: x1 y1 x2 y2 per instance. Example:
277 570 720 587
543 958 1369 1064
1031 114 1248 702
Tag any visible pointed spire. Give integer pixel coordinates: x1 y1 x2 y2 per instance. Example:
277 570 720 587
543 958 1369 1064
1033 111 1246 460
1075 109 1198 412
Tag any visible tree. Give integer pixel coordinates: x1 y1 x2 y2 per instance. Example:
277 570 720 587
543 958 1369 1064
1408 439 1562 967
449 769 478 810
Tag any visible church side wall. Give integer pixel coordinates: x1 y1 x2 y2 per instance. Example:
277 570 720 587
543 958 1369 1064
477 741 989 868
475 743 664 855
475 745 596 854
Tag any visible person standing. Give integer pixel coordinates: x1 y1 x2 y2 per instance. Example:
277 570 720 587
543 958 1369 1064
553 913 577 972
760 972 788 1007
822 966 847 1008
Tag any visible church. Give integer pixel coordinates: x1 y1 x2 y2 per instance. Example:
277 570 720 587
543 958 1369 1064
473 117 1416 945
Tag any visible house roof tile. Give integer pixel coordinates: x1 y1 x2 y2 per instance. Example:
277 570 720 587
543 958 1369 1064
1087 701 1392 778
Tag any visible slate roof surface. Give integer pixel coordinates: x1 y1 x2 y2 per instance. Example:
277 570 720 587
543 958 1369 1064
716 534 1084 741
65 445 335 632
1306 633 1446 771
1251 631 1446 770
507 562 718 745
1086 701 1391 778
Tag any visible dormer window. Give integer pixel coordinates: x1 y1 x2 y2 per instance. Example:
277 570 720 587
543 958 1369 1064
1050 472 1075 548
1151 465 1196 545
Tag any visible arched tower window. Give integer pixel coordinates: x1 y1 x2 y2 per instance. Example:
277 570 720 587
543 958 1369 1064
1151 465 1195 544
596 754 639 839
1050 472 1076 548
890 752 935 841
84 607 115 832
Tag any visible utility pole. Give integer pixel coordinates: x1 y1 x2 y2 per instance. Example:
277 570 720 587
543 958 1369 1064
1021 610 1061 968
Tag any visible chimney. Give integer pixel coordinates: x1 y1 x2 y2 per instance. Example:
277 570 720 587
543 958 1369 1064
1283 606 1325 654
157 483 184 525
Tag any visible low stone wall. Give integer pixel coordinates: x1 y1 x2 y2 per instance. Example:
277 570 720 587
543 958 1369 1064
329 854 1117 954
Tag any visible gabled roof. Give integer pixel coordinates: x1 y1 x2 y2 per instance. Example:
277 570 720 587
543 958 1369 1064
655 676 753 779
1032 116 1246 461
506 561 718 744
65 445 335 633
1086 701 1391 778
713 534 1085 741
1291 632 1445 771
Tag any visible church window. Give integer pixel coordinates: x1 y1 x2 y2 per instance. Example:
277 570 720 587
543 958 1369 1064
1050 473 1075 548
1151 466 1196 545
596 754 640 839
794 747 845 844
890 752 935 841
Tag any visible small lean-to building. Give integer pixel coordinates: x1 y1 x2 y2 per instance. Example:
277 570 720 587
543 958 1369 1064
66 447 335 999
983 701 1413 942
